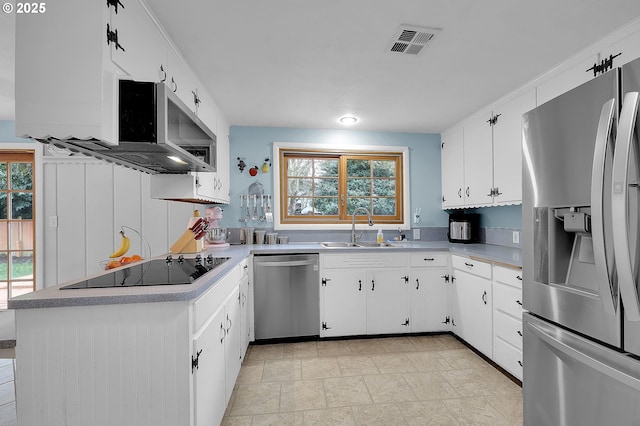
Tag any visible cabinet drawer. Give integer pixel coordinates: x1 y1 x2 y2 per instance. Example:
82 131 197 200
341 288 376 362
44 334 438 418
493 310 523 350
493 337 523 381
322 253 407 269
451 255 491 279
193 266 239 331
410 252 448 267
493 265 523 289
494 281 524 318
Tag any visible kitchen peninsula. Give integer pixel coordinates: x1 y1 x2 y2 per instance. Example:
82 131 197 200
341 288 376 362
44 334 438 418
9 242 521 426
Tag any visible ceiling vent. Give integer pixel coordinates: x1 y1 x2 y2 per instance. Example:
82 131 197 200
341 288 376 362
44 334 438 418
387 25 440 56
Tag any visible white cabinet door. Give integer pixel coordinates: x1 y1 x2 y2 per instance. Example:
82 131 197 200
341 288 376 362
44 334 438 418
454 269 493 358
15 2 117 142
110 0 167 82
492 89 536 205
366 269 410 334
462 111 494 206
215 112 231 203
321 269 366 337
441 128 465 208
224 289 242 404
193 305 226 426
167 49 200 115
240 268 251 357
410 268 449 332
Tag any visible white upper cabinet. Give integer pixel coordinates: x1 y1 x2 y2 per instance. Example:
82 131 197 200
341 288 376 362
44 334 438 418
15 1 117 142
442 89 534 209
110 0 167 83
15 0 222 157
492 89 536 205
441 128 465 208
215 112 231 203
462 109 494 207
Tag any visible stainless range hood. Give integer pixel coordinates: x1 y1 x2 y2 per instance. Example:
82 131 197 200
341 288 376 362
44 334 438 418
40 81 217 174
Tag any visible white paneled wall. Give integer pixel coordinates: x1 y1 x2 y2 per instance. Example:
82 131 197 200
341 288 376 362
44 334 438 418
15 302 191 426
42 157 207 287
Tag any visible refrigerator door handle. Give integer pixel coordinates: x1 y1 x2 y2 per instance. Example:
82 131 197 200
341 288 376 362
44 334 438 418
612 91 640 321
527 319 640 392
591 98 617 315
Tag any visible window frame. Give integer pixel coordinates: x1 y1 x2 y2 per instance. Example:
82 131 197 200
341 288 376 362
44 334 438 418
273 142 410 230
0 150 36 309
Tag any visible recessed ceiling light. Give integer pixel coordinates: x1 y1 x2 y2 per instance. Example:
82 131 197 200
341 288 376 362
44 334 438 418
339 116 358 125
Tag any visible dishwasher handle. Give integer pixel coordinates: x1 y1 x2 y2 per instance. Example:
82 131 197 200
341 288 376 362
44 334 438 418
254 260 317 267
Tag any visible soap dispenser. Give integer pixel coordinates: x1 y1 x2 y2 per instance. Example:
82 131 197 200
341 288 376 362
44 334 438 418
377 229 384 243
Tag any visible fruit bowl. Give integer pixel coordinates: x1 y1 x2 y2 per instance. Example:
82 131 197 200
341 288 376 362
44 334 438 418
100 254 144 270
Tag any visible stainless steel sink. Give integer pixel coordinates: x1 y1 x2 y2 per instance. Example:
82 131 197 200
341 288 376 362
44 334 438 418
321 242 359 248
320 241 399 248
355 241 396 248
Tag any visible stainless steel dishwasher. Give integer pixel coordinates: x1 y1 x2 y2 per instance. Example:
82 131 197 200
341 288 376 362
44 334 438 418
253 253 320 340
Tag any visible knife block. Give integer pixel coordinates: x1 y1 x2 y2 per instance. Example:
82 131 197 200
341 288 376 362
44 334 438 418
170 229 204 253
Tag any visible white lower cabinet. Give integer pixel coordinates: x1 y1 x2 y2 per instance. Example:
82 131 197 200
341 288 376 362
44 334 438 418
240 257 251 357
366 268 411 334
409 253 449 333
320 252 449 337
192 304 227 426
451 255 493 358
492 264 524 380
321 268 367 337
320 253 409 337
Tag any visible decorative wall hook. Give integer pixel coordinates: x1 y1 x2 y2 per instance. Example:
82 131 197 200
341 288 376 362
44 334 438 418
237 157 246 172
261 158 270 173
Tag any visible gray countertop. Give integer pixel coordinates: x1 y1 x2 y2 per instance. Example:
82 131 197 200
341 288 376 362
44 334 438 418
8 241 521 310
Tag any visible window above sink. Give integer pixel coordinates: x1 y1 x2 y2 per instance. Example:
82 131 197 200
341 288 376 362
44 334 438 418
273 142 411 231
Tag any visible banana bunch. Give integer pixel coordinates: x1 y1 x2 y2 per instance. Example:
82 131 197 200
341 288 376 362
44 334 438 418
109 230 131 258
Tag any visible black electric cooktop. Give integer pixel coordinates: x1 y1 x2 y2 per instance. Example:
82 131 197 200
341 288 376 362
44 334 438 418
60 255 230 290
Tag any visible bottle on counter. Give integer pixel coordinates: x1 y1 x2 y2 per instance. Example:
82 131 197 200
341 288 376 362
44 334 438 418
377 229 384 243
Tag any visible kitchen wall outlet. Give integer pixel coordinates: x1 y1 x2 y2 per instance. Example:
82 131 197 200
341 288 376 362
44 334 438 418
512 231 520 244
48 215 58 228
413 229 421 240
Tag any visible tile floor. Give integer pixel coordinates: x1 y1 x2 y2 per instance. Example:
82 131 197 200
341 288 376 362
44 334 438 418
222 334 523 425
0 359 16 426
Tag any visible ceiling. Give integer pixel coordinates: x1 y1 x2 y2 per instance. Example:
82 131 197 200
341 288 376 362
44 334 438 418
3 2 640 133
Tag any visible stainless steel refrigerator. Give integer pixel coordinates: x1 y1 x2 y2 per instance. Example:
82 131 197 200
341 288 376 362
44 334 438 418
522 56 640 425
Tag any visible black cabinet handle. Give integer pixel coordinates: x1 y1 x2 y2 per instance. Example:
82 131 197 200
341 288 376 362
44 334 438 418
402 275 409 283
464 262 474 267
160 64 167 83
516 275 523 281
516 300 523 306
518 360 523 367
517 330 523 337
358 280 362 292
219 323 225 343
416 278 420 290
371 280 375 291
458 188 462 198
481 291 487 305
424 258 435 261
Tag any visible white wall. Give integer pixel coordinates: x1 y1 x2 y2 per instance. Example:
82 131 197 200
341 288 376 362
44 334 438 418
42 154 208 287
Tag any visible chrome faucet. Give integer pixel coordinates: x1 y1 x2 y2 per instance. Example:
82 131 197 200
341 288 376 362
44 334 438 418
351 207 374 243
